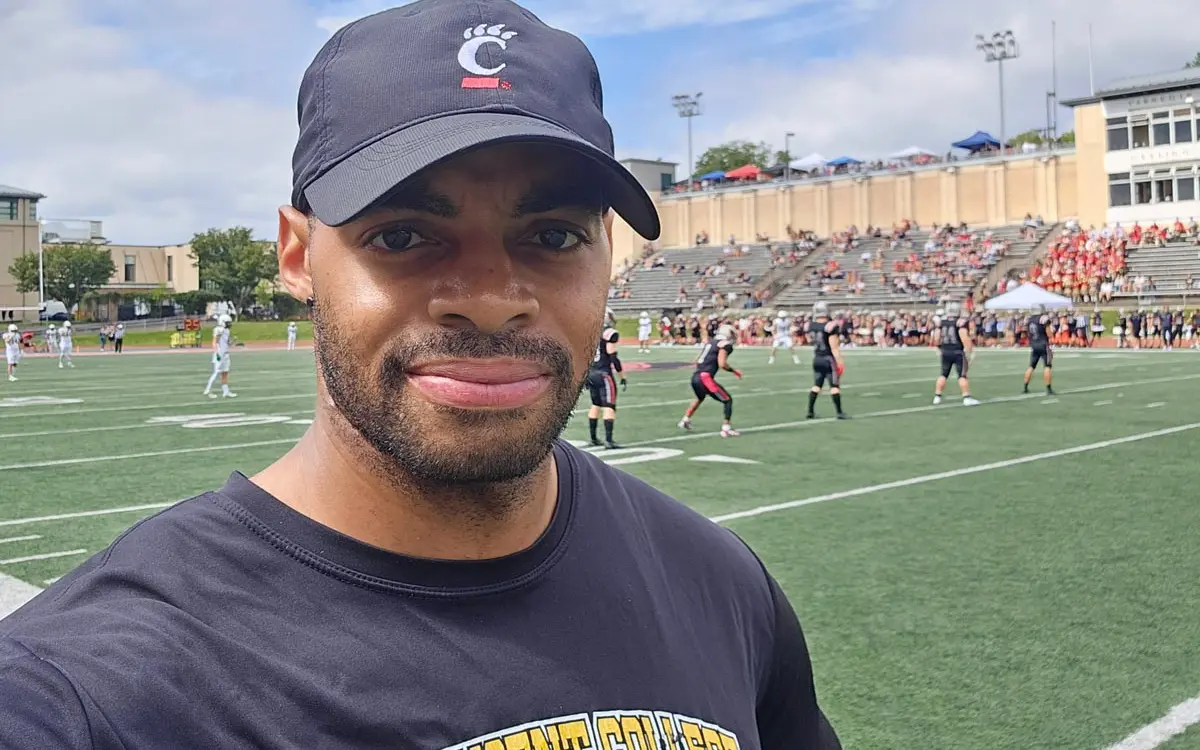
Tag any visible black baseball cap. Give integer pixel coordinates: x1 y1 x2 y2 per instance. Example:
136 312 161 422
291 0 661 240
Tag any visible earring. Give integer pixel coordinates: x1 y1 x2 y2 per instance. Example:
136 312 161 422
306 296 315 308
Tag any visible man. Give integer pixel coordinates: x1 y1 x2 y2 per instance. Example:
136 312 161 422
679 323 742 437
768 309 800 365
932 302 979 406
1023 304 1055 396
203 314 237 399
3 324 20 382
44 324 58 355
0 3 839 748
286 320 298 351
585 323 625 449
113 323 125 354
636 310 652 352
806 302 847 420
57 320 74 369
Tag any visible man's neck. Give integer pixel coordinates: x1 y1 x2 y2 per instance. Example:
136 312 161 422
251 418 559 563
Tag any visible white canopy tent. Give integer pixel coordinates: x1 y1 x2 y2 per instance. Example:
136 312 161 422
983 283 1073 311
888 146 937 160
789 153 828 171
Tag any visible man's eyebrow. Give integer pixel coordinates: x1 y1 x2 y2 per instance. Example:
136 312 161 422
512 182 606 218
378 184 458 218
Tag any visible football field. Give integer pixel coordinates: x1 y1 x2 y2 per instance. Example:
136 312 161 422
2 344 1200 749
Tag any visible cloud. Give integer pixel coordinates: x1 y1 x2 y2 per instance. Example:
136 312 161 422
647 0 1200 170
0 0 311 245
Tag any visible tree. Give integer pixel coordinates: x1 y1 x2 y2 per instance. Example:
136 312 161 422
188 227 278 316
772 150 792 168
1006 129 1045 148
693 140 771 177
1057 130 1076 145
7 243 117 313
1185 52 1200 69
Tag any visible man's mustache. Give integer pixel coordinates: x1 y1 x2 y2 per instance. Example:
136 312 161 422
379 330 576 386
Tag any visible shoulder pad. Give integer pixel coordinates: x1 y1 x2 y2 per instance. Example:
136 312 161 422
604 328 619 343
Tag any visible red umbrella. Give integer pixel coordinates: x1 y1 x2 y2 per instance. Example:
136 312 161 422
724 164 761 180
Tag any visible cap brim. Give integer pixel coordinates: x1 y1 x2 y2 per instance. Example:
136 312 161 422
302 112 660 240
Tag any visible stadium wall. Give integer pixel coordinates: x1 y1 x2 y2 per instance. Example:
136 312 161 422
640 151 1079 252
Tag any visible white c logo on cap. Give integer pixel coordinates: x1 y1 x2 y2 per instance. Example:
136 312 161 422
458 24 517 76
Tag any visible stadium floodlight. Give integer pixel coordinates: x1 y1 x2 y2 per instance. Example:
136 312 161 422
36 220 45 307
784 131 795 183
975 30 1020 160
672 93 703 191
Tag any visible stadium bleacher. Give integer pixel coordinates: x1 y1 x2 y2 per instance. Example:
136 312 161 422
1114 240 1200 299
607 243 782 314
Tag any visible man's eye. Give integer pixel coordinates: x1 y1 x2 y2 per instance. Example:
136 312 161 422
533 228 583 250
367 227 425 252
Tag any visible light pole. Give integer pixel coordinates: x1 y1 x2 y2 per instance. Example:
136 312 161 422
784 131 795 183
975 30 1020 159
672 93 703 190
36 219 45 309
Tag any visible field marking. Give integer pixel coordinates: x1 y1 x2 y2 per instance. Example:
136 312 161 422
0 535 40 545
618 373 1200 449
1105 696 1200 750
0 393 316 420
1094 400 1113 406
1042 398 1059 405
0 573 40 618
41 577 62 586
0 549 88 566
0 410 317 439
0 440 298 472
0 503 178 528
708 422 1200 524
1147 402 1165 408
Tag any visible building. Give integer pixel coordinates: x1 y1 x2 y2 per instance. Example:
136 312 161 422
0 185 199 321
1064 70 1200 229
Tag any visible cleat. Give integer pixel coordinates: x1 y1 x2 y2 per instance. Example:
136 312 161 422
932 395 942 405
836 413 850 420
806 412 816 420
720 427 740 437
590 439 604 447
767 357 775 364
7 375 16 382
604 441 622 450
963 397 980 406
677 419 691 431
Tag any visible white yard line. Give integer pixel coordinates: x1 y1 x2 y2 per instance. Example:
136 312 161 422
0 549 88 566
0 392 315 420
0 410 316 440
0 573 40 619
0 439 298 472
0 535 40 545
0 503 178 528
1104 696 1200 750
707 422 1200 524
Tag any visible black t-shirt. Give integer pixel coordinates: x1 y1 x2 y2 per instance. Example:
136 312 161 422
0 442 837 749
1028 315 1049 349
589 327 620 373
696 340 733 375
809 320 836 357
939 317 967 352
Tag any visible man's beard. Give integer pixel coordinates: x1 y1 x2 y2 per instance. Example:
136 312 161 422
313 304 586 492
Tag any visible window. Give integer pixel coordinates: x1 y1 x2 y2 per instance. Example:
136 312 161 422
1134 177 1153 204
1106 116 1128 126
1155 177 1174 202
0 199 16 221
1153 121 1171 146
1109 173 1132 207
1176 118 1194 143
1131 121 1150 149
1107 126 1130 151
27 201 36 221
167 255 174 283
1177 176 1196 202
124 254 136 283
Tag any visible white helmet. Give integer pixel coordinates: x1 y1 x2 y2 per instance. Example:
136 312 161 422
219 314 233 326
6 324 16 333
47 324 56 330
777 310 786 319
116 323 124 330
717 324 735 341
812 301 829 317
640 310 650 317
62 321 71 329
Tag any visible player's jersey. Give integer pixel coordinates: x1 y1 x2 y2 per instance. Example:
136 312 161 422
809 320 836 357
637 314 651 333
939 317 967 351
2 332 18 354
1028 315 1050 349
214 326 231 357
589 328 619 373
696 339 732 375
775 316 792 339
59 329 72 346
287 323 297 335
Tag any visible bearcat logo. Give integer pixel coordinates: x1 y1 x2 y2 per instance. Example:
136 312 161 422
458 23 517 89
442 710 741 750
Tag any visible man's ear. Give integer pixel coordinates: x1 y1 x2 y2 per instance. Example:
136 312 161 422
277 206 313 303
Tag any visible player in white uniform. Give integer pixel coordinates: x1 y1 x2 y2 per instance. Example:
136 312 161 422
203 314 237 398
44 324 58 354
768 310 800 365
57 321 74 368
636 311 652 353
3 324 21 382
286 321 298 351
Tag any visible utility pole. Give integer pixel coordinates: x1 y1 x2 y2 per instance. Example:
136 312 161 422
671 93 703 190
975 31 1020 158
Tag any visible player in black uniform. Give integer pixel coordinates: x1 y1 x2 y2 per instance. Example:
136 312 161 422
679 324 742 437
585 325 626 448
1116 309 1128 349
932 302 979 406
1023 304 1055 395
807 301 848 419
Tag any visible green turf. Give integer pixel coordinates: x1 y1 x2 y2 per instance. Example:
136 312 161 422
3 344 1200 748
88 320 314 348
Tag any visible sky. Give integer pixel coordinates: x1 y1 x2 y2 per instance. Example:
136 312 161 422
1 0 1196 245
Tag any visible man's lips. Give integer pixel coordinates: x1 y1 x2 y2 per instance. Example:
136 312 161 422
406 359 552 409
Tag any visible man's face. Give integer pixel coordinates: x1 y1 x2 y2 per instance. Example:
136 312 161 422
287 142 612 488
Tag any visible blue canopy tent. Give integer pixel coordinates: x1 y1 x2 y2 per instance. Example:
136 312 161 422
826 156 861 167
698 170 727 181
951 131 1001 153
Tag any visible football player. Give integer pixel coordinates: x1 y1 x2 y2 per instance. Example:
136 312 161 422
932 302 979 406
768 309 800 365
3 324 21 382
203 314 237 399
1023 304 1055 395
585 324 625 449
678 324 741 437
807 302 847 419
